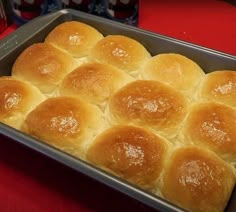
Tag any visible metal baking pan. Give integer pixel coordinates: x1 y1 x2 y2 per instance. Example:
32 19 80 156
0 9 235 212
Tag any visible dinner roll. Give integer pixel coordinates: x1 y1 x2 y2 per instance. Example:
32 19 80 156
199 70 236 107
22 96 105 158
140 53 205 96
12 43 77 96
161 146 235 212
181 101 236 163
0 76 46 129
45 21 103 58
59 62 133 106
89 35 151 74
86 125 169 191
108 80 189 140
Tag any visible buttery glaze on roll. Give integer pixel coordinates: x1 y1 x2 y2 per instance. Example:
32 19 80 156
22 96 104 158
0 76 46 129
199 70 236 107
108 80 189 140
161 146 236 212
59 62 133 106
86 125 169 191
182 101 236 163
12 43 77 96
140 53 205 96
89 35 151 74
45 21 103 58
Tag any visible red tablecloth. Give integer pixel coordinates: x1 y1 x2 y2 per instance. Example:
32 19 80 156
139 0 236 56
0 1 236 211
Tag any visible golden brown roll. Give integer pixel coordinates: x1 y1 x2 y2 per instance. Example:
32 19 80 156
86 125 169 191
161 146 235 212
108 80 189 140
22 96 105 158
199 70 236 107
181 101 236 163
45 21 103 58
12 43 77 96
0 76 46 129
59 62 133 106
140 53 205 96
89 35 151 74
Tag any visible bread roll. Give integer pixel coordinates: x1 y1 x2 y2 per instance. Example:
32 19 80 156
108 80 189 140
12 43 77 96
199 70 236 107
0 76 46 129
45 21 103 58
86 125 169 191
89 35 151 74
161 146 235 212
59 62 133 106
22 96 105 158
140 53 205 96
182 101 236 163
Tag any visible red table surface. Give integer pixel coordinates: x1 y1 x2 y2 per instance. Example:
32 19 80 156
0 1 236 211
139 0 236 56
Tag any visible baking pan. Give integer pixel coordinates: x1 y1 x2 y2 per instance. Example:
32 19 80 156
0 9 235 212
